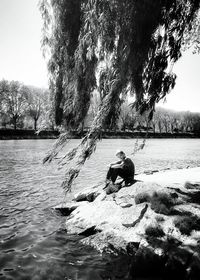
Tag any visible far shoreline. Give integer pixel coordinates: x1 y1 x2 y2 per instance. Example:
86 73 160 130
0 128 200 140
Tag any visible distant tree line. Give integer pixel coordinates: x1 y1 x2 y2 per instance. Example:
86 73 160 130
88 96 200 134
1 79 199 134
0 79 55 130
118 103 200 134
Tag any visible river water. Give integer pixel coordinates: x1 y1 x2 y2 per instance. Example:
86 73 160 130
0 139 200 280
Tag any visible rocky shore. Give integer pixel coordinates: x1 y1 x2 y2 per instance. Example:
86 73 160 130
55 167 200 279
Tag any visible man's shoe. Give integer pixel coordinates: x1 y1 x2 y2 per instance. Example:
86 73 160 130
105 182 121 195
103 179 111 189
124 178 134 187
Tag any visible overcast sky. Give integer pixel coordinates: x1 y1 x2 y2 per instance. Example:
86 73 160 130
0 0 199 112
0 0 47 88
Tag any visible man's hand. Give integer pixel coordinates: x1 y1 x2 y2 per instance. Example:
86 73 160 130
108 161 123 168
111 162 124 169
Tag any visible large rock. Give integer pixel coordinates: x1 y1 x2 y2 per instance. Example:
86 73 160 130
73 184 103 202
64 177 200 279
53 201 89 216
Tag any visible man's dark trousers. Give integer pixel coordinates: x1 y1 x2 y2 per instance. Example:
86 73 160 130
106 167 134 184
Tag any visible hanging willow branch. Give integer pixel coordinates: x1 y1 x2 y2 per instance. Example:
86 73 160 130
39 0 200 192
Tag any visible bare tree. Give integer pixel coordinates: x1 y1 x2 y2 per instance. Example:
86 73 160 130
119 101 131 131
152 108 164 133
26 86 46 130
0 80 28 129
36 89 56 131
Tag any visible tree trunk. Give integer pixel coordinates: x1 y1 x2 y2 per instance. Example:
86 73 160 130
158 121 162 133
34 119 37 131
13 116 17 130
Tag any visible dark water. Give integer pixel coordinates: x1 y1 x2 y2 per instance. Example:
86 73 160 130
0 139 200 280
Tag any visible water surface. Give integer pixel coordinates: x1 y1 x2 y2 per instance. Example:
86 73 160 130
0 139 200 279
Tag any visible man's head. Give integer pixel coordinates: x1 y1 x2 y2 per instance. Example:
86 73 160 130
115 150 126 160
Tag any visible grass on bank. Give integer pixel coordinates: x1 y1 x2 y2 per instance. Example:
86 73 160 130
145 224 165 238
135 191 177 215
174 215 200 235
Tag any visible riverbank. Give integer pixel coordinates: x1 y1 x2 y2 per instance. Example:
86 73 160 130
56 167 200 279
0 129 60 139
0 128 200 140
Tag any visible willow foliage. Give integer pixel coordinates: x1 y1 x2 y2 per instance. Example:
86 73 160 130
39 0 200 192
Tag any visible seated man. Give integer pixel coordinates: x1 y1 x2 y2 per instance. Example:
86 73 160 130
105 150 135 187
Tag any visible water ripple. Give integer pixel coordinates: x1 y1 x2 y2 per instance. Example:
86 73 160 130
0 139 200 279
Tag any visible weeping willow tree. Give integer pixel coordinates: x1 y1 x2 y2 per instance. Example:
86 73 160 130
39 0 200 192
